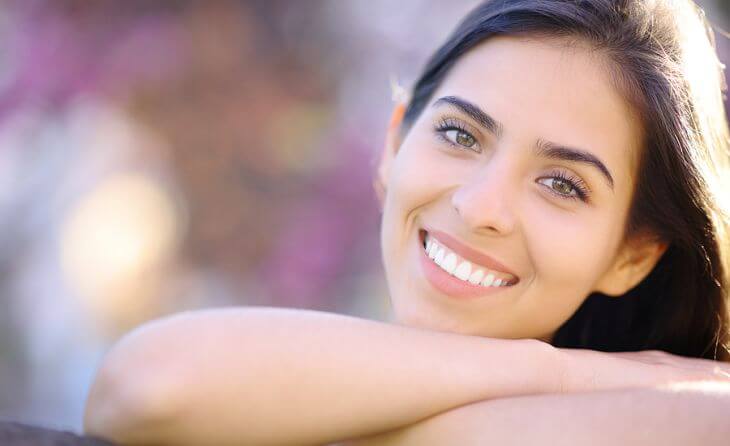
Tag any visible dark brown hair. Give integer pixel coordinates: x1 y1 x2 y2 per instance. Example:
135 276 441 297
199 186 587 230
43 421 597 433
400 0 730 360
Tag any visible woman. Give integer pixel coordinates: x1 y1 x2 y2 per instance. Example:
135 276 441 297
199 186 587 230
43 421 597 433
84 0 730 444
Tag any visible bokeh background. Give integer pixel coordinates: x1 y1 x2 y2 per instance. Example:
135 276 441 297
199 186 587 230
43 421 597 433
0 0 727 433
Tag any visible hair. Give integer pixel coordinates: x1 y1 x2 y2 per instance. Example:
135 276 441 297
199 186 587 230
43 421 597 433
398 0 730 361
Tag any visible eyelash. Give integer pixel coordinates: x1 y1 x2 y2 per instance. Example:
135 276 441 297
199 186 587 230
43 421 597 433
538 169 591 203
432 117 591 203
434 117 480 152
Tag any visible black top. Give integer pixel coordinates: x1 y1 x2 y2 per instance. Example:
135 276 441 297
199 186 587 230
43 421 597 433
0 421 115 446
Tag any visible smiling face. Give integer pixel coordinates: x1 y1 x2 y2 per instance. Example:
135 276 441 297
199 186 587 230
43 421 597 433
378 36 663 342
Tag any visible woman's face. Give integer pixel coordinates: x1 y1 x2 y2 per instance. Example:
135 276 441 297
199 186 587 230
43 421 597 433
379 36 649 341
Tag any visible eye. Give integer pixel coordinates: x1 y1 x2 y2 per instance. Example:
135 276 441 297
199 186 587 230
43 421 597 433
434 117 481 152
444 129 477 148
536 170 590 203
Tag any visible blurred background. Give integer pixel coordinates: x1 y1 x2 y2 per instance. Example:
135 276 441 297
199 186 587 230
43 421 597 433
0 0 727 433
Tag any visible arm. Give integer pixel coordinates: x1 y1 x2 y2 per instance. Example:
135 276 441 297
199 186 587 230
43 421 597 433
345 381 730 446
83 307 560 446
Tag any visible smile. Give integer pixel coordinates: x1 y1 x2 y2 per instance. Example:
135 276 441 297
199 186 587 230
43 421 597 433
422 231 517 287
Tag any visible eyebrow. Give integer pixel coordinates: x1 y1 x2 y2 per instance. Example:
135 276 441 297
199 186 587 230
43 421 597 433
432 95 615 191
534 139 614 190
434 96 504 138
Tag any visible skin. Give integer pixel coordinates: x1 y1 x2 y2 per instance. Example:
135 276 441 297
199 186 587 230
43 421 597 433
83 36 730 445
345 381 730 445
347 34 727 444
377 35 667 341
82 309 730 445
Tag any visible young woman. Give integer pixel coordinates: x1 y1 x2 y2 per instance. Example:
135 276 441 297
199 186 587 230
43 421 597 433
84 0 730 444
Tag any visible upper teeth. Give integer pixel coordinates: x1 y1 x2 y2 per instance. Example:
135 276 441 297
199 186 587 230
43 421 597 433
425 233 515 287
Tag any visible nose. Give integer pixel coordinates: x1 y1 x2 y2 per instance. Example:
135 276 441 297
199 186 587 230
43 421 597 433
451 162 517 236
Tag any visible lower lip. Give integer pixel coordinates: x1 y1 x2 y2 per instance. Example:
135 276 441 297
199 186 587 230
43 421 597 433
418 230 515 299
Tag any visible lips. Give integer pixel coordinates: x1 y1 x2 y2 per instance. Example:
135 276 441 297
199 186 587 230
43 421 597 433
419 226 519 282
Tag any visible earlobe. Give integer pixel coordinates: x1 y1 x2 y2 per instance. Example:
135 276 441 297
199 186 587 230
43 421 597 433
593 235 669 297
375 101 407 209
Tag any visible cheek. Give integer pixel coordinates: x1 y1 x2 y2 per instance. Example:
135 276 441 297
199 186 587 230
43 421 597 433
514 205 624 337
380 136 461 273
380 141 433 267
523 203 622 297
385 131 480 212
387 143 446 209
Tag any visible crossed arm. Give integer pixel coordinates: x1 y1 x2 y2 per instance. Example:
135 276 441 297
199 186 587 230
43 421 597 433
344 381 730 445
83 307 730 445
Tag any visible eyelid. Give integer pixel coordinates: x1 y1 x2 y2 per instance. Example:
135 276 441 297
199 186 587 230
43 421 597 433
433 116 484 152
437 115 485 140
538 168 592 203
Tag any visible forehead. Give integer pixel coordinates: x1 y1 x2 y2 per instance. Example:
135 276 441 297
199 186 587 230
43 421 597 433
430 35 644 189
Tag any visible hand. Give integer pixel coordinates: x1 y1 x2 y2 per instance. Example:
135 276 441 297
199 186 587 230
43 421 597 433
337 348 730 446
559 347 730 393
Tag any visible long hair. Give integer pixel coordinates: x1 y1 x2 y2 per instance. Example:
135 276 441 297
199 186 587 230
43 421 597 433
400 0 730 360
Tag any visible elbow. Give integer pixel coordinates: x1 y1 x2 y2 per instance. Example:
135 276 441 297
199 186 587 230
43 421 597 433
83 327 185 443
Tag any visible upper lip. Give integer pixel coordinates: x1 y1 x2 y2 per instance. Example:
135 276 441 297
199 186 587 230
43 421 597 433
423 226 519 280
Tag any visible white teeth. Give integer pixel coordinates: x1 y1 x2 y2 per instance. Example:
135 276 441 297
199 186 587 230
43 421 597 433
442 253 457 274
454 261 472 281
422 232 515 288
481 273 495 287
428 240 438 259
467 269 484 285
434 248 445 266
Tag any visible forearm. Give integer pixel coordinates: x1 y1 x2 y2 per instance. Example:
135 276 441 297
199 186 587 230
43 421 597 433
348 381 730 446
84 307 560 446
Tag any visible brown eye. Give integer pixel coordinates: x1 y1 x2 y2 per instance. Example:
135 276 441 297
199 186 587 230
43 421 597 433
550 178 575 195
445 129 476 148
536 172 589 203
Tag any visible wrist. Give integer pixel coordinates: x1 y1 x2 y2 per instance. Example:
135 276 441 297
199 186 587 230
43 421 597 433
472 337 566 399
527 338 569 394
556 347 647 394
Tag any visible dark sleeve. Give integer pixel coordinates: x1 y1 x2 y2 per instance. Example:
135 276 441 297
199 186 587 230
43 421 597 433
0 421 116 446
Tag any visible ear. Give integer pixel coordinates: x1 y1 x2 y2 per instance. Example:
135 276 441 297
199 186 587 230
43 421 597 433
374 101 407 210
593 233 669 297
